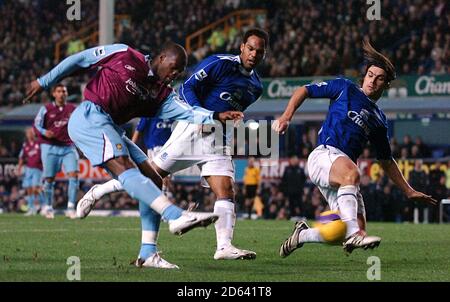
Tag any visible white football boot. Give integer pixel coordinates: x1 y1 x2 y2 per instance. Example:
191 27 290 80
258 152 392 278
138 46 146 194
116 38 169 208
76 184 100 219
24 208 37 216
44 209 55 219
65 208 77 219
279 220 310 258
342 233 381 254
134 253 179 269
214 245 256 260
168 211 219 235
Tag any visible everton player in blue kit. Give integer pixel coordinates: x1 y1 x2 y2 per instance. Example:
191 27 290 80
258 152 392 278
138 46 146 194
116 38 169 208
24 42 243 269
77 28 268 260
276 41 436 257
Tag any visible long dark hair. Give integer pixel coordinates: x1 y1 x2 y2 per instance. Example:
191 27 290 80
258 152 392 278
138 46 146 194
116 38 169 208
362 40 396 83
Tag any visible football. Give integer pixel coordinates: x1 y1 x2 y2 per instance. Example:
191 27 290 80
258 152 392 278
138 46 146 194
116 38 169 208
314 211 347 244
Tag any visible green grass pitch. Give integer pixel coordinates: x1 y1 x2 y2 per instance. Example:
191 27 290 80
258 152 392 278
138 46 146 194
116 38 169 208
1 214 449 281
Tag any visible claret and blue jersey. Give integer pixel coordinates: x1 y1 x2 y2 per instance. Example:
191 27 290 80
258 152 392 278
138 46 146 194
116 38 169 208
305 78 392 162
179 54 263 113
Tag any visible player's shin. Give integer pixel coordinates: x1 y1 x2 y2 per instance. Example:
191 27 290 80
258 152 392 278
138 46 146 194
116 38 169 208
43 181 55 209
25 194 33 209
67 177 79 209
336 185 360 238
117 168 182 220
214 199 235 249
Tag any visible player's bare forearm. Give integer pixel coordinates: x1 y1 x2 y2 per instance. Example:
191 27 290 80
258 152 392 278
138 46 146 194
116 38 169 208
281 86 309 121
379 159 414 195
273 86 308 134
379 159 437 205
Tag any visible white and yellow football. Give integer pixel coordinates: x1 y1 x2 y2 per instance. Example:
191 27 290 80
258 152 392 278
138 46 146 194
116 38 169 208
314 210 347 244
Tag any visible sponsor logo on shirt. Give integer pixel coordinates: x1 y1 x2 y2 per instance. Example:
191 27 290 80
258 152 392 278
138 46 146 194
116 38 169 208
125 78 149 99
54 119 69 128
347 109 371 135
124 65 136 72
219 91 244 111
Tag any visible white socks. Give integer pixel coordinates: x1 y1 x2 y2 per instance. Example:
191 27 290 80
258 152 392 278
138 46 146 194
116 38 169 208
214 199 235 250
141 230 158 245
299 228 324 243
92 179 123 199
337 185 360 238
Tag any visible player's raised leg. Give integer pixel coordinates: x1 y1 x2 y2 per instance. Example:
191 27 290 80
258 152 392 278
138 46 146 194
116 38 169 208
77 146 162 219
69 103 218 235
76 179 122 218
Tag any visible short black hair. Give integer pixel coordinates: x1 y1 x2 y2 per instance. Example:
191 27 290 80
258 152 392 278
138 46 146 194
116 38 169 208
159 42 188 66
243 28 269 47
160 42 187 57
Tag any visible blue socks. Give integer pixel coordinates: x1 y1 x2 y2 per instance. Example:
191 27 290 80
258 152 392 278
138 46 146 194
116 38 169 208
43 181 55 208
139 244 157 260
118 168 183 221
26 195 34 210
68 177 79 209
161 205 183 221
139 200 161 259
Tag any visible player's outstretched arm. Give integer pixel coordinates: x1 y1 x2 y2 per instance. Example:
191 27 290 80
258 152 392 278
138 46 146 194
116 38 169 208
272 86 309 134
379 159 437 206
23 44 129 103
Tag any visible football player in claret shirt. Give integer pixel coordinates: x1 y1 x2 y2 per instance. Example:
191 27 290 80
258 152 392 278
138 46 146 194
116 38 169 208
17 127 43 216
76 28 269 261
24 42 242 269
34 83 79 219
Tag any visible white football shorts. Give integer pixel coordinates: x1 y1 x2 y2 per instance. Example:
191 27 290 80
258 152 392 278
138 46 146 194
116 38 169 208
307 145 366 216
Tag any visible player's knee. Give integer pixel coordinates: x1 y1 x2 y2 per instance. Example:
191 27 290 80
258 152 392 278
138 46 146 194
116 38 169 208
216 182 235 199
105 156 135 175
341 169 360 186
150 161 169 178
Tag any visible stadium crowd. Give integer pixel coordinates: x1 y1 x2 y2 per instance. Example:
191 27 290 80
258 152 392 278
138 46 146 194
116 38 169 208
0 0 448 106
